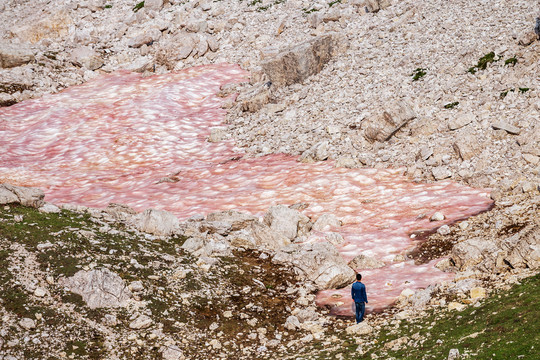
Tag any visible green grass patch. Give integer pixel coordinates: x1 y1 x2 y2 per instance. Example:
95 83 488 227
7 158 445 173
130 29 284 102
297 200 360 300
323 272 540 359
328 0 342 7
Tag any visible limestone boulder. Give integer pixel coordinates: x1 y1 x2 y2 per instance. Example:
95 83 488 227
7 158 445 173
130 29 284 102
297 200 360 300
70 46 104 70
237 82 271 113
263 205 312 240
362 101 416 142
348 254 385 270
181 236 232 257
128 28 162 48
59 268 132 309
498 225 540 270
345 322 373 335
161 345 185 360
228 221 290 250
206 210 258 230
0 44 35 68
312 214 342 231
0 183 45 208
450 238 499 272
260 33 347 87
273 242 355 290
135 208 180 236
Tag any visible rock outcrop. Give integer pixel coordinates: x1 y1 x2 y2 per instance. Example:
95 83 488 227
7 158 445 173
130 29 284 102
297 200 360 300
135 209 180 236
451 225 540 272
263 205 312 241
273 242 356 290
260 34 347 87
0 44 35 68
0 184 45 208
362 101 416 143
59 268 132 309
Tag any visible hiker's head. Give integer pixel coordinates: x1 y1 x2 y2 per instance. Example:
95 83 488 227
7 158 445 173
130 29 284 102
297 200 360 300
356 273 362 281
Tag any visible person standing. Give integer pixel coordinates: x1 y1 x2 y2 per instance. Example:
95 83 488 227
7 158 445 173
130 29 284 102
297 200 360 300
351 273 368 323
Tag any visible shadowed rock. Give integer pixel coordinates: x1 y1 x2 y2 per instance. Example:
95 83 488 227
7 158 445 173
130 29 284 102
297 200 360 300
261 34 347 87
0 44 35 68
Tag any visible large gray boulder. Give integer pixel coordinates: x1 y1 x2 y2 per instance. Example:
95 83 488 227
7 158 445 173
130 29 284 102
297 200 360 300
362 101 416 143
0 44 35 68
135 209 180 236
273 242 356 290
263 205 312 241
260 33 347 87
0 183 45 208
228 221 291 250
60 268 132 309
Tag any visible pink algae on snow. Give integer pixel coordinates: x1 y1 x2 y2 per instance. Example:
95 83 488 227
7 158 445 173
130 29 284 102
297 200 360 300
0 64 493 315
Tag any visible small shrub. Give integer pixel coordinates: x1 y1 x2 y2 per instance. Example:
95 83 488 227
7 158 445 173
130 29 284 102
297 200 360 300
444 102 459 109
505 57 517 66
468 51 497 74
519 87 530 93
303 7 319 14
133 1 144 12
328 0 342 7
411 68 427 81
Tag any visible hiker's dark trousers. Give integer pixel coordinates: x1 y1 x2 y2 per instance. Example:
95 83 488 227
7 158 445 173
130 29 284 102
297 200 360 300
355 302 365 323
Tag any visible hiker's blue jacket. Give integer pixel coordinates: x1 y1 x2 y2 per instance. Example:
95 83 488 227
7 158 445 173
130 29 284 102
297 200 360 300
351 281 368 303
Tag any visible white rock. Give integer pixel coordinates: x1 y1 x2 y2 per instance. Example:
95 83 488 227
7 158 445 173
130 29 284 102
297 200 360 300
59 268 132 309
312 213 342 231
437 225 451 235
34 288 46 297
162 345 185 360
430 212 445 221
129 315 153 329
345 322 373 335
19 318 36 330
135 208 180 236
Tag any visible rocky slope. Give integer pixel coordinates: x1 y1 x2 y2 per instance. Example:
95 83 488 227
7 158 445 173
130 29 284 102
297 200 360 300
1 0 539 359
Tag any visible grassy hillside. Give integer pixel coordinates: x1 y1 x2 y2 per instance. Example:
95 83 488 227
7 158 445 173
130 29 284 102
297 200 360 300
318 273 540 359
